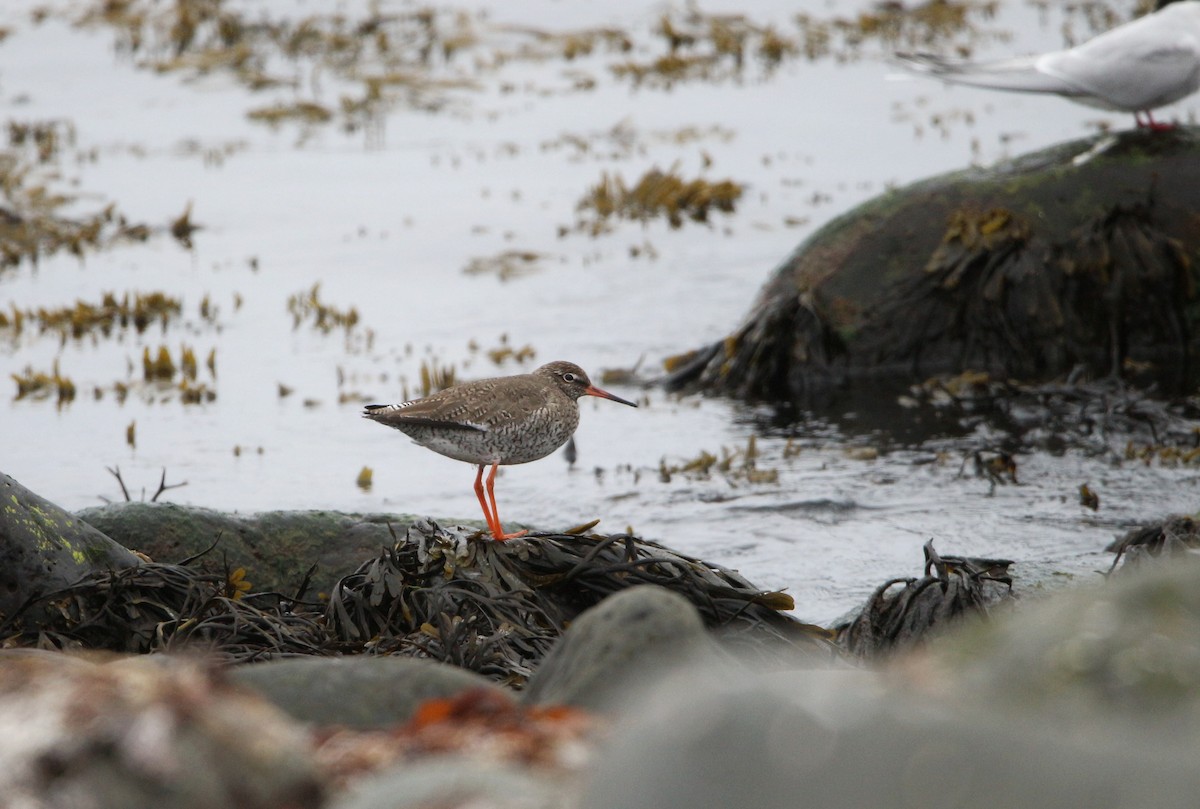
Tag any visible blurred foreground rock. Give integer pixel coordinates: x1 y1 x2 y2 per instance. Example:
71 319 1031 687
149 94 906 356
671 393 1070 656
0 651 322 809
232 656 507 729
522 586 720 709
4 482 1200 808
580 553 1200 809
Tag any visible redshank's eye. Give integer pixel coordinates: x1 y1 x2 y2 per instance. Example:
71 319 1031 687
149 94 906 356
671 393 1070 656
562 372 577 383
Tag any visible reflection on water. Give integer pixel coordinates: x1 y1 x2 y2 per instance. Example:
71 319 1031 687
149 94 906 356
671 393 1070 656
1 0 1197 624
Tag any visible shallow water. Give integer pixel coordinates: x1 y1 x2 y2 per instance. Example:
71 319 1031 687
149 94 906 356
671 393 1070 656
2 0 1198 624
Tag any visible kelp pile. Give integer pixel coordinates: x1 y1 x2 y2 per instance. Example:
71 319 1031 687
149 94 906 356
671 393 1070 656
669 196 1200 405
0 558 328 660
2 521 825 685
1106 515 1200 574
835 541 1014 660
855 202 1195 386
326 521 830 686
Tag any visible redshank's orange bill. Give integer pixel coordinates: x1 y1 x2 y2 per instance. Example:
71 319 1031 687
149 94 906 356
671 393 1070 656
583 385 637 407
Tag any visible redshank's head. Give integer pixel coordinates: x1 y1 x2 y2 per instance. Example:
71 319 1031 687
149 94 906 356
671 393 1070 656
537 361 638 407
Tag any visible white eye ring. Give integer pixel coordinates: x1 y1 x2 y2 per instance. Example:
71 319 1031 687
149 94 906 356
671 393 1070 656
563 372 577 382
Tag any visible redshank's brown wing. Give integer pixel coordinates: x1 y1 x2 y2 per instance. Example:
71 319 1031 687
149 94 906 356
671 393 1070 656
362 401 488 432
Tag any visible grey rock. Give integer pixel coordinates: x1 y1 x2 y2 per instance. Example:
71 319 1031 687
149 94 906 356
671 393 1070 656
330 758 564 809
583 666 1200 809
581 557 1200 809
0 652 321 809
230 655 507 729
522 585 716 710
0 471 140 631
77 502 421 596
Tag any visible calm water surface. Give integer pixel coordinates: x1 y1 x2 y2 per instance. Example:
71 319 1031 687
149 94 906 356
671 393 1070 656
2 0 1198 623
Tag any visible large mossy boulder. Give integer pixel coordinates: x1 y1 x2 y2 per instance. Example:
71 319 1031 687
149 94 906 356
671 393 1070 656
0 472 140 630
77 503 418 596
666 128 1200 406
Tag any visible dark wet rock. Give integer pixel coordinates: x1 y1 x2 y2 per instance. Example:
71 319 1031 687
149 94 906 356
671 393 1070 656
0 652 322 809
581 557 1200 809
231 656 507 729
77 502 419 596
522 585 716 710
835 541 1015 660
0 471 139 632
329 759 565 809
1105 513 1200 574
667 128 1200 408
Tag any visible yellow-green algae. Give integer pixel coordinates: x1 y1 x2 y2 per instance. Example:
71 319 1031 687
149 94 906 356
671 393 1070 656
4 498 108 567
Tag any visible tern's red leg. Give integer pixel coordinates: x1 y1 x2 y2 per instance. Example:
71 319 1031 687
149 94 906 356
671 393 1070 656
485 461 528 541
1137 110 1177 131
473 464 503 538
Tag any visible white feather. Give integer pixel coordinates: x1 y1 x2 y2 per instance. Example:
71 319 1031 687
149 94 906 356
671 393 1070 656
895 2 1200 115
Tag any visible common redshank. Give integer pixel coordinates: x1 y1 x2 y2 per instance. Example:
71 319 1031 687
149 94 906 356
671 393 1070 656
363 361 637 541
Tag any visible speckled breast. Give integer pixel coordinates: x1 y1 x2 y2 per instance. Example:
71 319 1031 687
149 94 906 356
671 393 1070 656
399 403 580 466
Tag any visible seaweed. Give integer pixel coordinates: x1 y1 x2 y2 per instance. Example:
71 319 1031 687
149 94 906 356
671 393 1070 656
462 250 549 281
1 558 327 661
326 521 830 686
286 282 361 333
575 167 743 233
835 540 1014 660
10 362 76 405
1106 515 1200 574
3 521 829 685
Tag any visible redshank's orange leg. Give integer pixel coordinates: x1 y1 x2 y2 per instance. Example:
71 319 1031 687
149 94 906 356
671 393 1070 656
473 464 503 539
485 461 527 541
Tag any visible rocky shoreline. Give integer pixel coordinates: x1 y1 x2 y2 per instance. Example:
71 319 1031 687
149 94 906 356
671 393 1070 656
3 469 1199 808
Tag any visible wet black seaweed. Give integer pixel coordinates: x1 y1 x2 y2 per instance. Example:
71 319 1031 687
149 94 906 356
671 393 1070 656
3 520 830 686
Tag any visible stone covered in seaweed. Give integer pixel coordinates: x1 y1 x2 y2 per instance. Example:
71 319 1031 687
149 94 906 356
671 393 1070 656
666 128 1200 405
